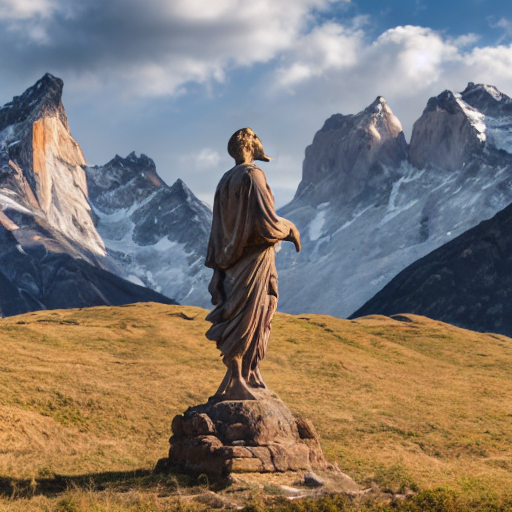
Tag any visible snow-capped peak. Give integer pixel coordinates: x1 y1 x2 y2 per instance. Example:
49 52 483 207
0 74 106 257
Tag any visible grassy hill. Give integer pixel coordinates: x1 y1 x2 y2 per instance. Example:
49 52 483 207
1 303 511 511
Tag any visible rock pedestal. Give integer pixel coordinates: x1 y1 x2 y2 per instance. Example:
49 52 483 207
158 389 326 479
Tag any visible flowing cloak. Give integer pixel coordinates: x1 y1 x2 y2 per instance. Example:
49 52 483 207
205 163 291 372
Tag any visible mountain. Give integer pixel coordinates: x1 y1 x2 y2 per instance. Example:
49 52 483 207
276 83 512 318
350 203 512 336
85 152 212 307
0 73 176 316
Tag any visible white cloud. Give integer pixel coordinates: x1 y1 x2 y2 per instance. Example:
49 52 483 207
2 0 510 107
274 25 465 93
1 0 512 206
464 44 512 83
489 17 512 44
181 148 223 172
0 0 55 19
275 22 364 89
195 148 221 169
268 23 512 128
0 0 345 95
451 33 480 48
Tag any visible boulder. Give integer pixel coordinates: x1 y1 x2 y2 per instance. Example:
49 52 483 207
157 388 327 479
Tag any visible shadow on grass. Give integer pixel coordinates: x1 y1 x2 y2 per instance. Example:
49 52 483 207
0 468 197 500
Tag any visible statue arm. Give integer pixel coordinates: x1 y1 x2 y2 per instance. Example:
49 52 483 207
251 167 301 252
283 220 301 252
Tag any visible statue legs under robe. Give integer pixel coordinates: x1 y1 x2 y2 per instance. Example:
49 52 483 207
206 245 278 400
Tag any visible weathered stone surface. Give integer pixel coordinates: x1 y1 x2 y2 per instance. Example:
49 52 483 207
409 90 484 172
229 458 264 473
219 446 254 459
171 415 184 436
247 447 275 472
162 390 327 479
183 413 216 437
206 394 300 445
296 417 318 440
269 443 311 472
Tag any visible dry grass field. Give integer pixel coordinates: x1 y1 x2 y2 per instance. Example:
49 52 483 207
0 303 511 511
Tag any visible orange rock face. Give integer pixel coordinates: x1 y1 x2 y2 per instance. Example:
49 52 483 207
32 118 51 213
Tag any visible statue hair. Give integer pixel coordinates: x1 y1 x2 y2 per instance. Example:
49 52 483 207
227 128 270 165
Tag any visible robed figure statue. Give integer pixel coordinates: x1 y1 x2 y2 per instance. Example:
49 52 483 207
205 128 301 401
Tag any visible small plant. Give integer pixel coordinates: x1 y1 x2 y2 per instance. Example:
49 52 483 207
370 463 418 494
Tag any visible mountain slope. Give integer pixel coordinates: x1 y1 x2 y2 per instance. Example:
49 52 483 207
350 203 512 336
276 83 512 318
86 152 212 307
0 74 177 316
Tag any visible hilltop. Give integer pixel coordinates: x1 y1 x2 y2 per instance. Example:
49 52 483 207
1 303 511 511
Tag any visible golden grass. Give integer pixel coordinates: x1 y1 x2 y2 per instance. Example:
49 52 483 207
1 303 511 510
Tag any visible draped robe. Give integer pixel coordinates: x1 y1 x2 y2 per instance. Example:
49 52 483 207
205 163 292 384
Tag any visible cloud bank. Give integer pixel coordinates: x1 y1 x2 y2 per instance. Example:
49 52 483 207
1 0 511 206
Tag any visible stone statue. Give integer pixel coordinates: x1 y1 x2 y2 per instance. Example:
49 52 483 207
159 129 329 478
205 128 301 401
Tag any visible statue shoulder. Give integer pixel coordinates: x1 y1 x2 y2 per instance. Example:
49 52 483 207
245 164 267 186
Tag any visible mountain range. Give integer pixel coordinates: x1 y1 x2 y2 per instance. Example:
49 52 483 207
0 74 510 335
350 203 512 336
0 74 176 315
276 83 512 334
86 152 212 307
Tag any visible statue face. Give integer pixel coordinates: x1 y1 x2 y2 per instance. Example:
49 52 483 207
251 134 270 162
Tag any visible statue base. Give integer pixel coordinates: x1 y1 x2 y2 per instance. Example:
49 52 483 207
156 389 327 479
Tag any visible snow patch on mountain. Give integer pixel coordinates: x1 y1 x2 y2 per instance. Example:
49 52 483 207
308 202 329 241
485 117 512 153
86 153 213 308
454 93 486 142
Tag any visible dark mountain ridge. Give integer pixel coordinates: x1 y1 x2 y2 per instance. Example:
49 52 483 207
350 203 512 337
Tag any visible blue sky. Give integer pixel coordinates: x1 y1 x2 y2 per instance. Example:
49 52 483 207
0 0 511 206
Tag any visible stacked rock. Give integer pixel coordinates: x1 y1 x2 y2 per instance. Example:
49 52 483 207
160 389 326 479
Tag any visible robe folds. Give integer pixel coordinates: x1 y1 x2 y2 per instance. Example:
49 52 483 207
205 163 291 377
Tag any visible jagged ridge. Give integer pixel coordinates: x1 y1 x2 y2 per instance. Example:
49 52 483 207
276 82 512 322
86 152 212 307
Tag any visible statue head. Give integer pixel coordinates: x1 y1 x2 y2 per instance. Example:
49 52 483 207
228 128 272 165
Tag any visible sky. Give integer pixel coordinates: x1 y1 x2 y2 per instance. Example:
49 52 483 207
0 0 511 207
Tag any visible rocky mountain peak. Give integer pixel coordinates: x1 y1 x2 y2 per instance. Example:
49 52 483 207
169 178 194 203
423 89 462 115
86 154 213 307
290 96 407 208
460 82 512 116
0 74 105 256
86 152 166 213
276 82 512 323
409 88 485 172
0 73 68 132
